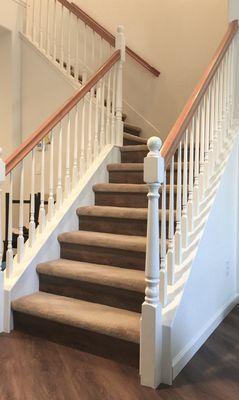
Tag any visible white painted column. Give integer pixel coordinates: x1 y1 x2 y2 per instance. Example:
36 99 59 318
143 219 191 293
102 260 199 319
140 137 164 389
0 150 5 269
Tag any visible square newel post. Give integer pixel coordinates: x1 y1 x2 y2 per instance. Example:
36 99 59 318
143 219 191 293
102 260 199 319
140 137 165 388
115 26 125 147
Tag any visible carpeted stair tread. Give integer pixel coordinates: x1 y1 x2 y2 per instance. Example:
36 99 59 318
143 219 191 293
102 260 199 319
107 163 143 172
120 145 148 152
37 259 145 293
93 183 175 193
58 230 147 252
12 292 140 343
93 183 148 193
77 205 173 220
123 133 147 145
123 123 142 136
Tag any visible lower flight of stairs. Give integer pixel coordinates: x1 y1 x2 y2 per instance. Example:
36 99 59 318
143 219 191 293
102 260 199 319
11 119 172 367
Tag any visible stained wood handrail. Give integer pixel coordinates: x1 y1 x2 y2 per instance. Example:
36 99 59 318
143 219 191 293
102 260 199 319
161 20 238 166
68 2 160 77
5 50 121 175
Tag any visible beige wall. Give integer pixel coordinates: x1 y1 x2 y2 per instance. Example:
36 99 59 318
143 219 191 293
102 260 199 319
75 0 228 139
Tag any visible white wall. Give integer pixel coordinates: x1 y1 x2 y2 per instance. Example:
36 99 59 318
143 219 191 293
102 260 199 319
172 136 239 378
74 0 228 139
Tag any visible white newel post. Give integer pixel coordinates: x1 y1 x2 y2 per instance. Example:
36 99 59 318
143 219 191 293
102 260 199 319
0 150 5 332
115 26 125 146
140 137 164 389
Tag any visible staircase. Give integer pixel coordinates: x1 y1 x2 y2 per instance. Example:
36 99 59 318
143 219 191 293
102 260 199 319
1 0 239 391
11 122 148 367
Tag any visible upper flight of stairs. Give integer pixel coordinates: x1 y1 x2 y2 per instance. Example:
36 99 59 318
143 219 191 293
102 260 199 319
11 118 174 367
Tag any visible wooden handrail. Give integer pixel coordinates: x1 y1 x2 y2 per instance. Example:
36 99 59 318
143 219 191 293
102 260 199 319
161 20 238 166
69 2 160 77
5 50 121 176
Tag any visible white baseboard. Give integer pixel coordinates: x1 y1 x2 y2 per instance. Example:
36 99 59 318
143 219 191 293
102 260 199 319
172 293 239 379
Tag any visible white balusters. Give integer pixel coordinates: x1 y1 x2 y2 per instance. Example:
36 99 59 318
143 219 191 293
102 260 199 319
72 105 79 186
106 71 112 143
160 173 167 306
141 137 164 388
111 65 117 144
199 97 205 201
188 120 194 232
6 173 13 278
79 98 86 177
193 108 200 216
167 156 175 285
99 77 105 151
0 150 5 269
48 131 55 221
115 26 125 146
57 122 63 209
94 83 100 158
87 89 93 167
175 141 182 265
181 130 188 248
65 114 71 196
39 141 46 233
29 149 36 246
53 0 57 61
17 161 25 263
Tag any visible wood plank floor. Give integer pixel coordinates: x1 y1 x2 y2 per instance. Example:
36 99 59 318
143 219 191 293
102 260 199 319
0 305 238 400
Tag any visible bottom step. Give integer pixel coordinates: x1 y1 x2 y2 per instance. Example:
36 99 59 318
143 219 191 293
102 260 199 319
12 292 140 367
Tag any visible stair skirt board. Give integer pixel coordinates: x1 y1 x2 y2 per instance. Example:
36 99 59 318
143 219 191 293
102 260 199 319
5 146 119 332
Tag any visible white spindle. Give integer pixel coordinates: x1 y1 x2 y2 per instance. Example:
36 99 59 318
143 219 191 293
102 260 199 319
115 26 125 146
204 89 210 188
181 130 188 248
67 10 71 76
60 5 64 69
72 104 79 186
46 0 50 55
87 89 93 167
65 114 71 197
175 141 182 265
99 78 105 151
29 148 36 246
79 99 86 176
17 161 25 263
57 122 63 209
167 156 175 285
75 18 79 83
106 71 112 143
140 137 164 388
199 97 205 201
193 108 200 217
213 71 219 167
160 173 167 306
53 0 57 61
39 0 44 50
6 173 13 278
94 83 100 158
39 141 46 233
48 131 55 221
188 119 194 232
0 150 5 268
208 81 215 177
111 65 117 144
82 24 87 83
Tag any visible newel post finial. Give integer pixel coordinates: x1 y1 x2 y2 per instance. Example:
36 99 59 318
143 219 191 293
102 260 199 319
115 25 125 146
140 136 164 389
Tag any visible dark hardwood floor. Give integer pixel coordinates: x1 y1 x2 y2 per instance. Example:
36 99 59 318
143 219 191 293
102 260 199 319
0 305 238 400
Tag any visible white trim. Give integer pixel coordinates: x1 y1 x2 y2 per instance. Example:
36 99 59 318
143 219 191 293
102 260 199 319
172 294 239 379
19 33 79 90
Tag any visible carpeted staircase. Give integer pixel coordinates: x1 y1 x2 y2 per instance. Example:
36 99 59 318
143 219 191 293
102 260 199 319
11 119 165 367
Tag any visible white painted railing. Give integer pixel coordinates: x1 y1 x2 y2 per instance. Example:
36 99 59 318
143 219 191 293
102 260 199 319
1 26 125 278
140 21 238 388
25 0 115 83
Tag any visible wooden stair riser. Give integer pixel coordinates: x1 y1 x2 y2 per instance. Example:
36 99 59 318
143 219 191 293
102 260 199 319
60 241 146 270
108 167 190 184
78 215 175 237
39 273 144 313
94 190 179 209
13 311 139 368
121 149 148 163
